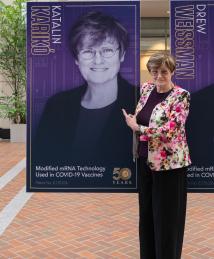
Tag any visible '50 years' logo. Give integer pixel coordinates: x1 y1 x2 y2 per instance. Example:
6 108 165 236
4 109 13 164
113 168 132 181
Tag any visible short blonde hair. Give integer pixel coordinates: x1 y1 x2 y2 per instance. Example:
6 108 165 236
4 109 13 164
146 52 176 73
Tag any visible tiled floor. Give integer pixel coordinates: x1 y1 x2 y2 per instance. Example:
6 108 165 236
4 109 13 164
0 142 213 259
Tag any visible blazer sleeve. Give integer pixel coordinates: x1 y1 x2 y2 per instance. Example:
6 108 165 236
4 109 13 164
138 90 191 141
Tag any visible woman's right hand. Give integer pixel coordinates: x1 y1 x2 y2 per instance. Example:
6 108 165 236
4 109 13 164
122 109 139 132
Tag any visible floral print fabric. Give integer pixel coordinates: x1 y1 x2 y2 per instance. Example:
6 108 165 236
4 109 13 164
135 82 191 171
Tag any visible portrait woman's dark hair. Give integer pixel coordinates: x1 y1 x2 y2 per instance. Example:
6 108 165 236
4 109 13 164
69 11 128 59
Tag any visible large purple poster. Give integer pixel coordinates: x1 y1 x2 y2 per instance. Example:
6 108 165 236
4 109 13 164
27 1 140 192
171 0 214 192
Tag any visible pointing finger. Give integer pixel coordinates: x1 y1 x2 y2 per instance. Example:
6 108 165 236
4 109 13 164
122 109 128 117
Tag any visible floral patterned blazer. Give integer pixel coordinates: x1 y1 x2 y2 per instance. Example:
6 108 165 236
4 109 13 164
134 82 191 171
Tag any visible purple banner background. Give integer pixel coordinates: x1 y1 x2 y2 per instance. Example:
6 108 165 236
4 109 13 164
28 2 139 136
27 1 140 192
171 0 214 192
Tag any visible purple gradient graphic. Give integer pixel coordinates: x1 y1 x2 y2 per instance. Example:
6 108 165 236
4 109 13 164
171 0 214 93
27 1 140 192
27 2 140 136
171 0 214 192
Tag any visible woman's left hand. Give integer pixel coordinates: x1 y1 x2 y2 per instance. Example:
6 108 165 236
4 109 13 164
122 109 139 132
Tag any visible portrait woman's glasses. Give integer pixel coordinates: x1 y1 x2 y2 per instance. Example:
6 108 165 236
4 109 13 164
79 47 120 60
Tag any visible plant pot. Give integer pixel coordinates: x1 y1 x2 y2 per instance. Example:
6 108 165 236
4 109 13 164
10 124 26 143
0 128 10 139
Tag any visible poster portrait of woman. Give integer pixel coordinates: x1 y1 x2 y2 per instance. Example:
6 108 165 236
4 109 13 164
27 1 140 192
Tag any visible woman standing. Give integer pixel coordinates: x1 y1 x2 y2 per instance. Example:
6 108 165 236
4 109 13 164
123 52 191 259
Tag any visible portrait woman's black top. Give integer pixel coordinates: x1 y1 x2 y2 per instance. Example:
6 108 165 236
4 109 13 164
33 75 137 167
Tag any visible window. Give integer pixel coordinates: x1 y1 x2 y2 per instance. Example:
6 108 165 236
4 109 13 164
140 17 169 81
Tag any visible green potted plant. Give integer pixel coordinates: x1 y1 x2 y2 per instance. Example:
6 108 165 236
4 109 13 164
0 0 26 142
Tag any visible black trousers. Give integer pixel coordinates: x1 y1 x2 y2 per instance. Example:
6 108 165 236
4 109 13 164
138 158 187 259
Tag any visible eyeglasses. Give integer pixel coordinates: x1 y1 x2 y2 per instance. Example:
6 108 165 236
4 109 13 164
150 70 170 76
79 47 120 60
